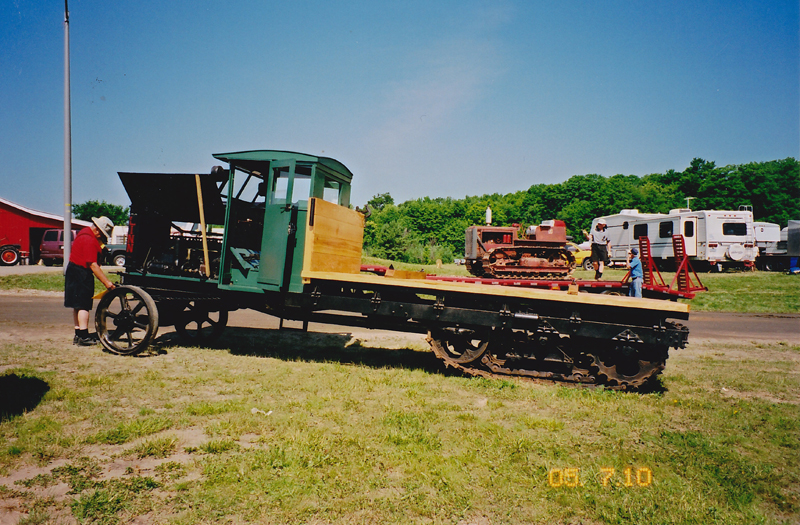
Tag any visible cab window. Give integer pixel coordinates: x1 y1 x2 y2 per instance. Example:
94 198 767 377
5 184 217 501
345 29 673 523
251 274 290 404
323 180 340 203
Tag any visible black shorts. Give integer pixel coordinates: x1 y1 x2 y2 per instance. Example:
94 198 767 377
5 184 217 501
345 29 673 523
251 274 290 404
64 262 94 311
590 244 609 264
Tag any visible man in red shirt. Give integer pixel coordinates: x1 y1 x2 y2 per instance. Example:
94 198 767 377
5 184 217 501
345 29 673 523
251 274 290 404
64 216 116 345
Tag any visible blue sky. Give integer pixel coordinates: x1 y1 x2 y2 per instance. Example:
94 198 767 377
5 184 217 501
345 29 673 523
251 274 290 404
1 0 798 215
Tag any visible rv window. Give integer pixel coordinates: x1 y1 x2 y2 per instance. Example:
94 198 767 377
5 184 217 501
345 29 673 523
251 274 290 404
684 221 694 237
723 223 747 236
623 221 629 229
659 221 673 238
633 224 647 241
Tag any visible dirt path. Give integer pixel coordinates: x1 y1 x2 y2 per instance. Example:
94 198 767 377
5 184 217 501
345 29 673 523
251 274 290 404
0 292 430 350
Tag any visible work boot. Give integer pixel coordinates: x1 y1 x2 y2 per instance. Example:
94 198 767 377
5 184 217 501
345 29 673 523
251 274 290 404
74 336 98 346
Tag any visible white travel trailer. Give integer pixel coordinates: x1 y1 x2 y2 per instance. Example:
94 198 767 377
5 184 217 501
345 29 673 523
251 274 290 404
591 208 757 271
756 220 800 271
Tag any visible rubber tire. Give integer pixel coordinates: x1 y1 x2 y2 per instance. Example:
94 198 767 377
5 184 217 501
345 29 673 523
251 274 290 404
582 258 594 271
113 253 126 267
42 258 54 266
95 285 159 356
0 246 20 266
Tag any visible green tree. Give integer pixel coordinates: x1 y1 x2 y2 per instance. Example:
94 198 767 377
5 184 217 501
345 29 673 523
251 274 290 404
367 193 394 213
557 199 596 238
362 157 798 262
73 200 129 226
737 158 800 226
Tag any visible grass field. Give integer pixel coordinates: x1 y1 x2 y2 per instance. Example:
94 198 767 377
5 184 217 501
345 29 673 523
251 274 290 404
1 264 798 523
0 332 798 524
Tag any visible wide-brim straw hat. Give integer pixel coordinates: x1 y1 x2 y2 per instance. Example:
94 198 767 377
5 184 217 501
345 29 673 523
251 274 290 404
91 216 114 242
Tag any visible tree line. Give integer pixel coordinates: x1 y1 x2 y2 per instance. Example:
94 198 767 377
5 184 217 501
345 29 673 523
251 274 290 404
363 157 800 264
73 200 129 226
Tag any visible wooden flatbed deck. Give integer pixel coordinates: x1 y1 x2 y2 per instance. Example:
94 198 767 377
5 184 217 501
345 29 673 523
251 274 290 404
302 270 691 318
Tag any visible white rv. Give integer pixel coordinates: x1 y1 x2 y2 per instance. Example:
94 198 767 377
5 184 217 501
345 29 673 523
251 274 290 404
756 221 800 271
753 222 781 249
591 208 757 270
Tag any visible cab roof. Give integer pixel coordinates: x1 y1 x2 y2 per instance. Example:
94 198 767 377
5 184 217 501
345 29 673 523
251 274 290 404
212 150 353 183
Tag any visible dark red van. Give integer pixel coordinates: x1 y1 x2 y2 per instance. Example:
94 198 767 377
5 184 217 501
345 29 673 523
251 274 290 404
39 229 77 266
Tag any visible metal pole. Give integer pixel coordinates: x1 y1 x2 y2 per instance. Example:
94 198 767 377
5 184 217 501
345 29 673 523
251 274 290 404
63 0 72 272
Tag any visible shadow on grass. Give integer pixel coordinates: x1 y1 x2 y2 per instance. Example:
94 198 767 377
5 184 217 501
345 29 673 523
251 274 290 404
638 376 667 395
0 373 50 421
146 328 667 394
152 327 449 376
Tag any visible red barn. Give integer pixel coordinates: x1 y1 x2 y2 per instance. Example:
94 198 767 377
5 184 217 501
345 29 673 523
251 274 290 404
0 197 91 265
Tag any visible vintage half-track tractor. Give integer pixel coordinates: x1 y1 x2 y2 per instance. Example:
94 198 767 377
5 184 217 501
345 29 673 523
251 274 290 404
465 220 575 279
97 150 690 390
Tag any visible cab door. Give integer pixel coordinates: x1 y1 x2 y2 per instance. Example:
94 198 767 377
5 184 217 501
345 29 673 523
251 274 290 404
681 217 698 257
258 160 296 288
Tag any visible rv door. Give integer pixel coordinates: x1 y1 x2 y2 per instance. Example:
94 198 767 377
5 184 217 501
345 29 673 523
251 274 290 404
681 217 698 257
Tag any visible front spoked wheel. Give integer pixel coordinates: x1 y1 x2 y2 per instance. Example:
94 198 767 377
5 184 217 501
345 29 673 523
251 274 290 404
95 286 159 356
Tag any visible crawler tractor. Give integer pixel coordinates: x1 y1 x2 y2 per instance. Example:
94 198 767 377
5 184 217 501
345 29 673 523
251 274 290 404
465 220 575 279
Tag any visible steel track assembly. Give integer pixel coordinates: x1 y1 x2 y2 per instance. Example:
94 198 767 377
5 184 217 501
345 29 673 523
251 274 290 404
466 259 576 281
427 324 680 390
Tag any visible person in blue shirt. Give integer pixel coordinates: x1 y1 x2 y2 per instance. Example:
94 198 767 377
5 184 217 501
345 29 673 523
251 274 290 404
627 247 643 298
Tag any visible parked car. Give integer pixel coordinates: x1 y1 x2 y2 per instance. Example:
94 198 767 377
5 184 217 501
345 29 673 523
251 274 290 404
105 242 127 267
566 241 592 271
39 229 77 266
39 228 127 266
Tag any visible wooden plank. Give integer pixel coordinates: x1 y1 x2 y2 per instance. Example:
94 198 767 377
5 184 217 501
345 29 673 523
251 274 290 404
307 235 362 256
303 198 365 275
385 269 427 279
309 219 364 242
312 198 364 224
307 254 362 274
300 270 691 314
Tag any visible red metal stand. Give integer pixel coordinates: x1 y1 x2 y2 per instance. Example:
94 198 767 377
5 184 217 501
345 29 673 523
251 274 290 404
670 235 707 294
621 236 703 298
635 236 667 289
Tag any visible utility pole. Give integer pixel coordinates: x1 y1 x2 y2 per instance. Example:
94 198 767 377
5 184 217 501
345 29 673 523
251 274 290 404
63 0 72 271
